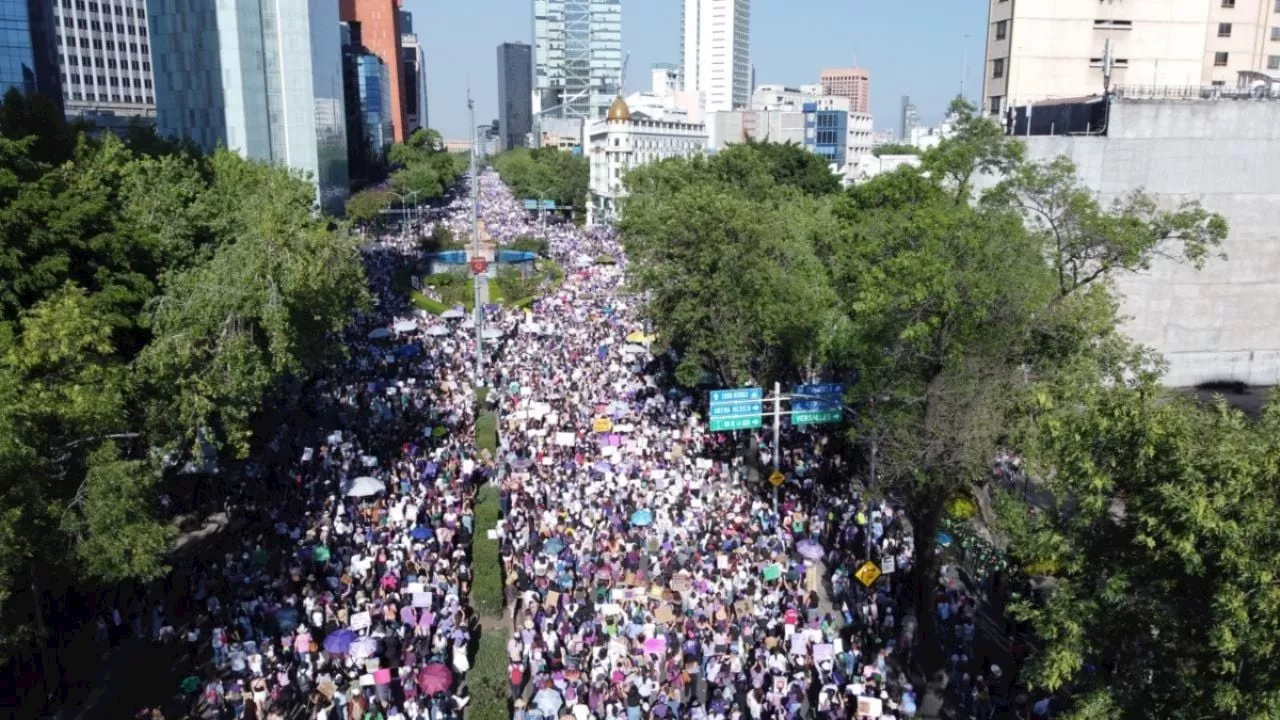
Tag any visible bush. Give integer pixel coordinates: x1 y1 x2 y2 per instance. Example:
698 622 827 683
946 495 978 521
475 412 498 457
507 235 549 256
468 628 510 720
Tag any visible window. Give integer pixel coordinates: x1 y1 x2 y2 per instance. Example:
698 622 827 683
1214 51 1229 66
1218 22 1232 37
1269 55 1280 70
1222 0 1235 7
995 20 1007 40
1212 80 1226 86
137 8 144 18
992 58 1005 78
1272 26 1280 40
1094 19 1133 29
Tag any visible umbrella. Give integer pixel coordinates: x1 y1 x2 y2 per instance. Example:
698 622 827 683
323 629 357 654
411 526 434 540
441 308 465 320
534 688 564 716
367 328 392 340
417 663 453 694
393 343 422 358
343 476 385 498
542 538 566 556
630 510 654 527
591 460 613 474
274 607 300 633
936 532 954 547
424 325 450 337
624 330 652 344
762 564 782 581
180 676 201 694
642 636 667 654
796 540 825 561
510 457 534 470
393 319 418 333
481 328 503 340
349 636 379 659
311 545 331 563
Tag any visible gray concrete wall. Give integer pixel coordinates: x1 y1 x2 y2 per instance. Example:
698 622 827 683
1014 99 1280 387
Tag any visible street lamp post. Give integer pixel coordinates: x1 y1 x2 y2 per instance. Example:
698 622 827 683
388 189 421 245
468 91 483 383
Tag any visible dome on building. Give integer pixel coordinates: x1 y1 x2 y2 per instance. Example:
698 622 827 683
606 96 631 122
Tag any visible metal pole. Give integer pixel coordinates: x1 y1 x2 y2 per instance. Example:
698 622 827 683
469 92 483 383
867 435 877 560
772 381 781 515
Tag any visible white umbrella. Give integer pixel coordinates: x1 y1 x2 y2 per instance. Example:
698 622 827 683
367 328 391 340
621 344 648 356
481 328 502 340
343 476 385 498
424 325 450 337
440 308 465 320
393 319 418 333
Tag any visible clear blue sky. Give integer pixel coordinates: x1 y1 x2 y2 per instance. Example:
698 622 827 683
406 0 988 141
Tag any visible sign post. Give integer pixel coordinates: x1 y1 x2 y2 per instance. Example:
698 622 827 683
707 388 763 432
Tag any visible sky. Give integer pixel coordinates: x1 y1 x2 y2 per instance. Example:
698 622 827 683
406 0 989 141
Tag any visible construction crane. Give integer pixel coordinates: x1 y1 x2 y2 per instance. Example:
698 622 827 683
618 51 630 97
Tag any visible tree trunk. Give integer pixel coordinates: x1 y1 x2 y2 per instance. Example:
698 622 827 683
911 500 946 677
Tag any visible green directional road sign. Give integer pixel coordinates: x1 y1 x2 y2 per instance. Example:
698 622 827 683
793 409 842 426
709 415 764 432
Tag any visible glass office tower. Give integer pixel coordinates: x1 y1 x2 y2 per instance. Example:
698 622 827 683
533 0 621 120
1 0 61 102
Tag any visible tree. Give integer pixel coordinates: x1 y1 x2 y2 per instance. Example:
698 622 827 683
996 372 1280 720
345 188 393 225
492 147 589 222
871 143 920 157
390 162 442 198
740 139 842 196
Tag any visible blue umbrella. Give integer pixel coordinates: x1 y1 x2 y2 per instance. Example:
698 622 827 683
394 344 422 358
936 532 954 547
411 526 433 540
630 510 654 527
274 607 300 633
542 538 566 556
324 628 358 654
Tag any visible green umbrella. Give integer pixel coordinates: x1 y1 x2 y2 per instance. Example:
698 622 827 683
180 675 201 694
312 546 331 563
762 564 781 582
432 426 447 438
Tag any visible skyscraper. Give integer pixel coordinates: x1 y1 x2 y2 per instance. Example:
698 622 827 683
497 42 533 150
339 0 407 142
820 67 869 114
899 96 918 140
0 0 61 103
148 0 349 213
532 0 622 120
399 11 427 133
50 0 155 119
681 0 750 113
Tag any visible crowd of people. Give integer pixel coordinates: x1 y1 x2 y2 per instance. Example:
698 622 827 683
130 170 1039 720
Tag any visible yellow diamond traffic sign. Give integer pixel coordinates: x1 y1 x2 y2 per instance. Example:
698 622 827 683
855 561 882 587
768 470 785 487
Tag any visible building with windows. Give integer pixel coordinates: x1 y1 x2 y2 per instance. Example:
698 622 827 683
400 10 427 133
681 0 751 113
706 108 805 149
804 95 849 168
340 0 406 141
533 0 622 121
148 0 349 214
587 96 706 222
1 0 61 103
750 84 823 111
820 67 870 114
983 0 1280 116
497 42 533 149
51 0 153 119
899 95 919 140
536 116 584 152
342 21 392 186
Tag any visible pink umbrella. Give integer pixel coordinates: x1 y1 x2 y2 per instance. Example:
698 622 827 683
642 637 667 654
417 663 453 694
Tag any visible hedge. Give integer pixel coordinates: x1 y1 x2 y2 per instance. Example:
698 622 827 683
475 412 498 456
468 628 510 720
470 483 503 616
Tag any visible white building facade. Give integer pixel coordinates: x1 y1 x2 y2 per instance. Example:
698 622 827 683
588 97 707 223
681 0 751 113
52 0 156 119
983 0 1280 116
148 0 349 214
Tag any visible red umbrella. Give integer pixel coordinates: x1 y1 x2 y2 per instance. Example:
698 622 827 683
416 663 453 694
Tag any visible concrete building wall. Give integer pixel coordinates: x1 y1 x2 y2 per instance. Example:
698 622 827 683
1011 99 1280 386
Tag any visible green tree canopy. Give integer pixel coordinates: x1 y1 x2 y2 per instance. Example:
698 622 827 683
492 146 589 222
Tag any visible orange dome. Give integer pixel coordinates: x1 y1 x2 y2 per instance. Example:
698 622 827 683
606 96 631 122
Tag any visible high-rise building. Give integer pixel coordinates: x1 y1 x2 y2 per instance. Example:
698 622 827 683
399 10 427 133
497 42 533 150
342 21 392 185
983 0 1280 116
148 0 349 214
681 0 751 113
50 0 154 119
651 63 681 96
1 0 61 103
339 0 406 141
533 0 623 120
899 95 918 140
820 67 870 114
